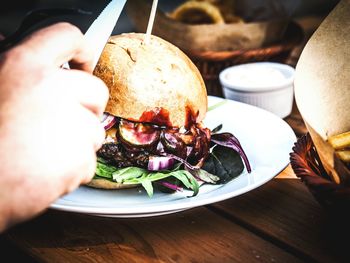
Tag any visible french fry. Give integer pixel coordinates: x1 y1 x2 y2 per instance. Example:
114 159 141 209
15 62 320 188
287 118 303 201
336 150 350 163
328 131 350 150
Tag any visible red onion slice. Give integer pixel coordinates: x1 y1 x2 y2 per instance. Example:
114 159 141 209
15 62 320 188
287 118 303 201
159 181 183 192
148 156 175 171
100 113 108 123
101 113 117 130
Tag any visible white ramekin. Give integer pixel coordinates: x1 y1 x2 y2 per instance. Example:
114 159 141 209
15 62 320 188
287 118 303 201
219 62 295 118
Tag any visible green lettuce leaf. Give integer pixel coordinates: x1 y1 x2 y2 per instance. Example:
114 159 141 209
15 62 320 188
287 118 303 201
94 159 199 197
95 161 117 179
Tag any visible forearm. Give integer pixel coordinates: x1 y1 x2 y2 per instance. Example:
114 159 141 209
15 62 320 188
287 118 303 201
0 135 53 232
0 22 107 232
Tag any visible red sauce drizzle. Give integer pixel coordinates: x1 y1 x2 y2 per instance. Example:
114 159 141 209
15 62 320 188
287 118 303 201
184 105 199 129
139 107 172 127
138 105 199 128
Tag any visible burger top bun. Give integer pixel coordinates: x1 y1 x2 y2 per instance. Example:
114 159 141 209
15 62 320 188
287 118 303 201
294 0 350 184
93 33 207 128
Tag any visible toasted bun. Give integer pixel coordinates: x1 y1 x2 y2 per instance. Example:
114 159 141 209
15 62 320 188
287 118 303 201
294 0 350 184
86 178 138 190
93 33 207 128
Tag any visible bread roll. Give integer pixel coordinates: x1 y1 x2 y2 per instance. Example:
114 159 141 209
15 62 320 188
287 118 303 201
93 33 207 128
86 178 138 190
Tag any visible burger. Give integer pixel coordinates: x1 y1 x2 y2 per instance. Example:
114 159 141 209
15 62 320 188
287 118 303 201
88 33 250 196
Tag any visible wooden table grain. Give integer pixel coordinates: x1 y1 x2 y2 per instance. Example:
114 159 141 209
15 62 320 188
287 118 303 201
1 102 349 263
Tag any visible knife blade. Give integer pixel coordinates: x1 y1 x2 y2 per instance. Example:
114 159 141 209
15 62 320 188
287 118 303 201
85 0 127 69
64 0 127 70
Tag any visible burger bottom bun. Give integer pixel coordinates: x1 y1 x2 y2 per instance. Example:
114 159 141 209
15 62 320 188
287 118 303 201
86 178 139 190
306 122 350 185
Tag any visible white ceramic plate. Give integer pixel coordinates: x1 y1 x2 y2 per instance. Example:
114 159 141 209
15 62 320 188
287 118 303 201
50 96 296 217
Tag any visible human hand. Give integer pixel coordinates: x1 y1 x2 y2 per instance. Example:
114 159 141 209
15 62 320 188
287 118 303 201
0 22 108 231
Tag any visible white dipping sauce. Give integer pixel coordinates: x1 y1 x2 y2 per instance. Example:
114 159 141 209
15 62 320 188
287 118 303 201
224 65 287 88
219 62 294 92
219 62 295 118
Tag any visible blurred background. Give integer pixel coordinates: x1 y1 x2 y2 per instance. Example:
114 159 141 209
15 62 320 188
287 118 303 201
0 0 340 36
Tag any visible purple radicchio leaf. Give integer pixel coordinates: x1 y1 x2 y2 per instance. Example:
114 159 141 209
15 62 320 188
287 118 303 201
211 132 251 173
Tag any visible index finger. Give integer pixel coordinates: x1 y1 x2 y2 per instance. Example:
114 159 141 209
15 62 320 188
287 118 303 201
18 22 94 72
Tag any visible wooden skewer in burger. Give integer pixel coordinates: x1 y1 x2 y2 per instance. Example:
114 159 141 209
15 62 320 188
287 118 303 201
87 0 251 196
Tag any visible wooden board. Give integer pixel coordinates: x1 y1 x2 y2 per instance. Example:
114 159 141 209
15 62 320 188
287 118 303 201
212 179 350 263
6 206 303 263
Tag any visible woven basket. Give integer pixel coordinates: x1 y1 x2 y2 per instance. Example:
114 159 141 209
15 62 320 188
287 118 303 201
290 133 350 213
187 21 304 96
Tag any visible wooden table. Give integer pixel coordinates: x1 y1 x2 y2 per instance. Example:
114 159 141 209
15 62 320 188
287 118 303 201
1 103 349 263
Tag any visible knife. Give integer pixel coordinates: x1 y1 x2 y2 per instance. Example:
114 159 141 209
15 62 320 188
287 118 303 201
85 0 127 69
64 0 127 70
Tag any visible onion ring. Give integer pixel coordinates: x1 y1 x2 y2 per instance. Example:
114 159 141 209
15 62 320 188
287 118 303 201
169 1 225 25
